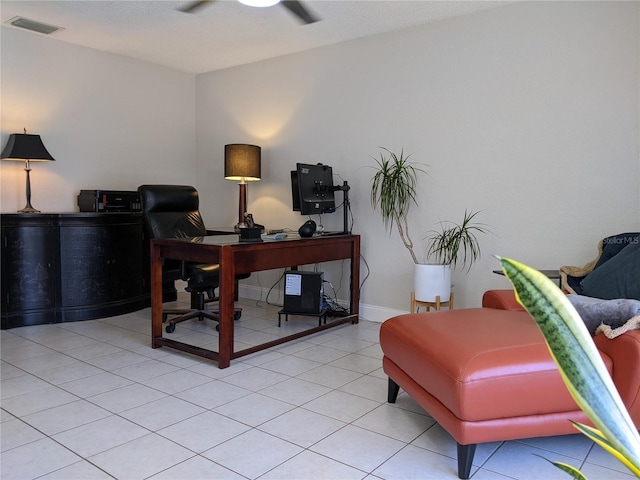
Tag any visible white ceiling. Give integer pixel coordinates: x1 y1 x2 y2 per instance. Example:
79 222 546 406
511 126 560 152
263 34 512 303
1 0 509 74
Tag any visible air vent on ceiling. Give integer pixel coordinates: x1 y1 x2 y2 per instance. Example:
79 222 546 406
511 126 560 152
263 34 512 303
5 16 64 35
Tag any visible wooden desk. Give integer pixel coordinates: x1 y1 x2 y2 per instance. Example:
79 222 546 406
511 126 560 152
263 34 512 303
150 234 360 368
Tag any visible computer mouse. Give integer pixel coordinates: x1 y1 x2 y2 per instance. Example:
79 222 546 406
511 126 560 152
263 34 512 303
298 220 316 237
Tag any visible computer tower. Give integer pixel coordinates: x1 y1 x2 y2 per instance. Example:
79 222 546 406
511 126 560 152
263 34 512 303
283 271 324 314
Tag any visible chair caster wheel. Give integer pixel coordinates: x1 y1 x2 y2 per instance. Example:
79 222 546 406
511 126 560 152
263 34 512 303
162 313 168 323
165 323 176 333
234 311 242 321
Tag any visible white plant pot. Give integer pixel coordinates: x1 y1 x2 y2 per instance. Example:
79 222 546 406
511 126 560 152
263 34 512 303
414 263 452 303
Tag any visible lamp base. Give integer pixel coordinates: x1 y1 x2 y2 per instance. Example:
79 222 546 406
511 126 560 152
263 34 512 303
19 166 40 213
234 222 248 232
18 205 40 214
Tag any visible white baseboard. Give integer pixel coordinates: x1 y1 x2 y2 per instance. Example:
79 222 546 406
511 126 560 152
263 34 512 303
358 303 406 323
237 283 405 323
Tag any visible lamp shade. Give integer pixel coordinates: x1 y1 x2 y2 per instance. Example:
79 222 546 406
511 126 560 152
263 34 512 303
224 144 261 181
1 133 55 162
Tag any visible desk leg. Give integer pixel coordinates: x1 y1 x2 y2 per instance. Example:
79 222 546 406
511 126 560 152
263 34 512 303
350 236 360 323
150 243 164 347
217 246 234 368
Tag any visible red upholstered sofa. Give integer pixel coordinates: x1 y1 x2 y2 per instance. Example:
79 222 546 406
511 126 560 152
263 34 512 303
379 289 640 479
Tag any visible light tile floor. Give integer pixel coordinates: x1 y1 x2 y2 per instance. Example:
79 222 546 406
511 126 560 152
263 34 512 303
1 296 635 479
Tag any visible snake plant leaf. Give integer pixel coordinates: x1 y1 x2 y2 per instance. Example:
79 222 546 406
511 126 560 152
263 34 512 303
544 459 588 480
535 454 587 479
497 256 640 476
572 422 640 476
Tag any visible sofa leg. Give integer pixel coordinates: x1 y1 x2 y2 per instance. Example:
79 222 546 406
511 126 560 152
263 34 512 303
387 378 400 403
457 443 476 479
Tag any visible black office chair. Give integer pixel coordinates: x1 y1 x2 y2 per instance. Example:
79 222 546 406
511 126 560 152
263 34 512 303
138 184 243 333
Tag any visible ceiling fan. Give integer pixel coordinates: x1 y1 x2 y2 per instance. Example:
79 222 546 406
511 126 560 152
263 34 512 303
179 0 320 25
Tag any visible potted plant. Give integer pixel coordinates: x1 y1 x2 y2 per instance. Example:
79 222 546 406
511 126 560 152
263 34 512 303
415 209 489 303
370 147 488 304
370 147 427 265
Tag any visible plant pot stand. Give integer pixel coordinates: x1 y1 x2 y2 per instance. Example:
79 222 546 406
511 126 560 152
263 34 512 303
410 291 454 313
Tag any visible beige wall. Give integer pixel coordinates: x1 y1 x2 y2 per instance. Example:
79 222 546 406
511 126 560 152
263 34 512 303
195 1 639 318
2 1 638 319
1 26 196 213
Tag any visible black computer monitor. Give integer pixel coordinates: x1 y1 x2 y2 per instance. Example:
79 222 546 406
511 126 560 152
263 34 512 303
291 163 336 215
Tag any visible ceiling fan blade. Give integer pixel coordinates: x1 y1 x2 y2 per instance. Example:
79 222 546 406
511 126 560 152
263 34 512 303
280 1 320 25
178 0 215 14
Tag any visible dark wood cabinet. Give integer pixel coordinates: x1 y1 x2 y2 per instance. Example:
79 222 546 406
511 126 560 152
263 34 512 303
1 215 58 327
1 213 149 329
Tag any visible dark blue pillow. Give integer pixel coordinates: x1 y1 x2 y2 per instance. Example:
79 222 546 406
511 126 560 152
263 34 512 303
581 240 640 300
565 233 639 294
566 275 585 295
594 232 639 269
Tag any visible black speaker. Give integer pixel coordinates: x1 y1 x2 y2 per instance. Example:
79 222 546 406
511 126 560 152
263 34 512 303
298 219 316 237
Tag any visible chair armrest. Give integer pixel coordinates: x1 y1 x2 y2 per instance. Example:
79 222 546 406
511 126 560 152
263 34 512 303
594 331 640 425
482 290 525 311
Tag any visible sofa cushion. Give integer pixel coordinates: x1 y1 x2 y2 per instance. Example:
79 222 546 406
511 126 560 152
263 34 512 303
379 309 613 422
581 241 640 300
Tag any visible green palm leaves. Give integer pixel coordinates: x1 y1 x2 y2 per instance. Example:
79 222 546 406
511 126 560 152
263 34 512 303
497 257 640 478
370 148 427 264
426 209 488 271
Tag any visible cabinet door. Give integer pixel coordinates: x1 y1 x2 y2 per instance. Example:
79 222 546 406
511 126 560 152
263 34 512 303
108 223 144 301
2 213 148 328
1 218 58 326
59 217 145 308
59 224 111 307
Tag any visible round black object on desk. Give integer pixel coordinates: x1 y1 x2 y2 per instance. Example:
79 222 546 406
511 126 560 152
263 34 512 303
298 220 316 237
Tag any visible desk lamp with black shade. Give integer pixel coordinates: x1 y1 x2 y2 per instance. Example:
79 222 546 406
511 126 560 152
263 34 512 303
1 129 56 213
224 144 261 232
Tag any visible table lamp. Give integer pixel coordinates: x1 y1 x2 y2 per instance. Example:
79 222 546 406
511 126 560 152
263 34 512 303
224 144 261 231
1 129 56 213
